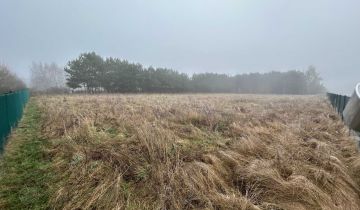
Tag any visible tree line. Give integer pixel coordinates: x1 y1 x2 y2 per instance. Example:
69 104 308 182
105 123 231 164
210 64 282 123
0 52 327 95
63 52 326 94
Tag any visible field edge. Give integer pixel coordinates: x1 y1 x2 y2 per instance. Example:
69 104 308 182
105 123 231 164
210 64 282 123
0 99 53 210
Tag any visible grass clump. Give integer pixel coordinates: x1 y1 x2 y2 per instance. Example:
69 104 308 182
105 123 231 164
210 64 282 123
0 99 53 210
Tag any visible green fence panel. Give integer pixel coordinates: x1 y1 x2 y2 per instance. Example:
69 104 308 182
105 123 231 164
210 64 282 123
0 95 9 151
327 92 350 118
0 89 30 152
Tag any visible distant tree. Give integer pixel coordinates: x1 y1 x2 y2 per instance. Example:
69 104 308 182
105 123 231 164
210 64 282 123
139 66 156 92
192 73 234 93
65 52 104 92
305 66 326 94
262 71 283 94
143 68 190 92
281 70 307 94
102 58 142 92
0 64 26 93
30 62 66 91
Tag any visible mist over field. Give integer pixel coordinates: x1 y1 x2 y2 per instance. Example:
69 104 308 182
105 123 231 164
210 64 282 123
3 2 360 209
1 0 360 94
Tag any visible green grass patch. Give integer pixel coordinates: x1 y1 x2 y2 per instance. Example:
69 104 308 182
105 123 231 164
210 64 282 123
0 99 53 210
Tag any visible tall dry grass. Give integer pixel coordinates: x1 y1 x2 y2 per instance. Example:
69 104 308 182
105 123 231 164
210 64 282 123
37 94 360 210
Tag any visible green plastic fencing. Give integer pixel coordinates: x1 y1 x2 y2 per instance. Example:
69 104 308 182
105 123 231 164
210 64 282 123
0 89 30 152
327 92 350 118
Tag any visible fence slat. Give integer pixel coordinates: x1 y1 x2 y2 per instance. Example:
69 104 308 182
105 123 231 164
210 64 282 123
327 92 350 117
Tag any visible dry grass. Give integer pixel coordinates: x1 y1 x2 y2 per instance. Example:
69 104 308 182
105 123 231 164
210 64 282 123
36 94 360 210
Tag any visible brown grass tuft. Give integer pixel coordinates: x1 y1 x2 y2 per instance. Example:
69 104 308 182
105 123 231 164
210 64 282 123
36 94 360 209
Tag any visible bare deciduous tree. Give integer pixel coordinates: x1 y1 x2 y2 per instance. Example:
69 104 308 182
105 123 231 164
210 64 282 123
0 64 26 93
30 62 66 92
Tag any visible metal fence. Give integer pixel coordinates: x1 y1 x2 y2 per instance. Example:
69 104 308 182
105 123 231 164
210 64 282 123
0 89 30 152
327 92 350 117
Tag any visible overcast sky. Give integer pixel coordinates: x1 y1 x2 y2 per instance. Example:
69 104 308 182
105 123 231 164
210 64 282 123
1 0 359 94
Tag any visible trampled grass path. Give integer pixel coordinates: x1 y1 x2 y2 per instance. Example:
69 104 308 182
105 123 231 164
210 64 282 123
0 99 53 209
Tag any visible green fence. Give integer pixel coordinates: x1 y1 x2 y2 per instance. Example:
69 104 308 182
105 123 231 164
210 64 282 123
327 92 350 118
0 89 30 152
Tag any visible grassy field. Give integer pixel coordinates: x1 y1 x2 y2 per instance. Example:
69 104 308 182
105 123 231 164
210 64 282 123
2 94 360 210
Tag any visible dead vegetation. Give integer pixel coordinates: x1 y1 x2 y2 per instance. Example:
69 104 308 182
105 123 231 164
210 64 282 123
36 94 360 210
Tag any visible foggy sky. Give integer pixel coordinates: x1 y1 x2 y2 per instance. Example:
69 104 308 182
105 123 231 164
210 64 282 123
1 0 359 94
